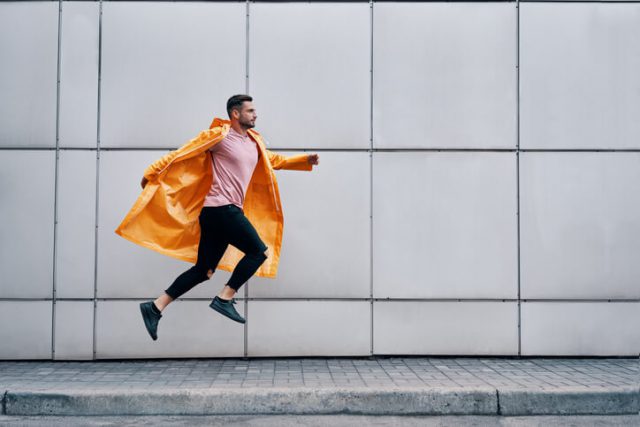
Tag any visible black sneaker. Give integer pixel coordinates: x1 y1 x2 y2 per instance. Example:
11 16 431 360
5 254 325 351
139 301 162 340
209 296 245 324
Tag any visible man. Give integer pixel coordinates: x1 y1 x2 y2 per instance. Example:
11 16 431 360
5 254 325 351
115 95 319 340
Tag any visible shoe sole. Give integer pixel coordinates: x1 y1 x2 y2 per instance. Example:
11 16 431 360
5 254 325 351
139 303 158 340
209 301 246 324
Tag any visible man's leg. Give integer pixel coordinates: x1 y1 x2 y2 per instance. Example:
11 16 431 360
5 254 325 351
223 206 269 293
209 205 267 324
163 208 229 305
140 207 228 340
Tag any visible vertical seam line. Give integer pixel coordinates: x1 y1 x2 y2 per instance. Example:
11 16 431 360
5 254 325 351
93 0 104 361
516 0 522 357
244 0 250 359
369 0 374 357
52 0 63 360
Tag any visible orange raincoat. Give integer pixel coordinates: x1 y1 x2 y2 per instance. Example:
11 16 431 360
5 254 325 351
115 117 313 278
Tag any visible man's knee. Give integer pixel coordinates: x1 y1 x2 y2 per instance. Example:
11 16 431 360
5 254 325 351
192 264 213 281
252 246 268 264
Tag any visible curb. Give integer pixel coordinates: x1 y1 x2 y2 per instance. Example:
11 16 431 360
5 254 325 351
498 387 640 416
4 387 638 416
5 387 497 416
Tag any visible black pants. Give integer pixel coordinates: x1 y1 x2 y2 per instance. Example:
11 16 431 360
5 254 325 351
164 204 268 299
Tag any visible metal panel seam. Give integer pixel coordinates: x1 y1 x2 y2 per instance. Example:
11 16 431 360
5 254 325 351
244 0 250 360
93 0 104 360
516 0 522 357
369 0 374 357
51 0 63 361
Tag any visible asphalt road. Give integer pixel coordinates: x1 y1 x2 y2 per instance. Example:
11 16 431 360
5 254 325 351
0 415 638 426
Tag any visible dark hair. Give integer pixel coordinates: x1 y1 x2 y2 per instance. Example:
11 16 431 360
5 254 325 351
226 94 253 118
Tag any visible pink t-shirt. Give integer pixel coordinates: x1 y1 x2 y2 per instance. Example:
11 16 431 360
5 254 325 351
203 127 259 209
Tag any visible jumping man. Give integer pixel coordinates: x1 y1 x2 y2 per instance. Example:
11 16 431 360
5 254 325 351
115 95 319 340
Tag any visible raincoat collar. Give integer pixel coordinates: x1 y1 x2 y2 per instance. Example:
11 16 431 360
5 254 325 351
209 117 230 129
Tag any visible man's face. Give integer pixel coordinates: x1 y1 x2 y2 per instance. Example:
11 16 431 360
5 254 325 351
235 101 257 129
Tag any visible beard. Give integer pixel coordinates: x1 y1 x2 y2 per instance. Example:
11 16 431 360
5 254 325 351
239 117 255 129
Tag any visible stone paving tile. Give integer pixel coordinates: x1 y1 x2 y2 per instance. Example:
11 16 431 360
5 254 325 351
0 358 636 392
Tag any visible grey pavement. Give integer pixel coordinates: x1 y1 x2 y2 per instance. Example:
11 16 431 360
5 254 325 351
0 415 639 426
0 358 638 416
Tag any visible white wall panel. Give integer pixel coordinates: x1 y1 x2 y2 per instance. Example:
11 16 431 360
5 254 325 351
374 301 518 355
248 301 370 357
56 151 96 298
520 3 640 149
0 301 52 359
54 300 93 360
1 2 638 360
373 3 516 149
59 1 99 148
250 3 370 149
0 2 58 147
100 2 245 148
96 300 243 358
0 151 55 298
98 151 231 298
521 302 640 356
520 153 640 299
251 152 370 298
373 152 518 299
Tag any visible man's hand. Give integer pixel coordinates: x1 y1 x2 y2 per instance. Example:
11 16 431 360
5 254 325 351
140 176 148 189
307 153 319 166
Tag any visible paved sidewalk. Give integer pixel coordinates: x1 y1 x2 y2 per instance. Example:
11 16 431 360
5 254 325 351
1 358 638 416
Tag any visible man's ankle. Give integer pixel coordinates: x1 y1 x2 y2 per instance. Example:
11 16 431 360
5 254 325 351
218 285 237 300
150 302 162 315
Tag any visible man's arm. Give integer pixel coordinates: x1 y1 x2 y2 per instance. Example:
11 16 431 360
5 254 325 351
266 150 319 171
140 150 178 188
140 128 222 188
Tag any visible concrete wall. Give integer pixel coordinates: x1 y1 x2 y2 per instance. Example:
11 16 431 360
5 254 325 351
0 0 639 359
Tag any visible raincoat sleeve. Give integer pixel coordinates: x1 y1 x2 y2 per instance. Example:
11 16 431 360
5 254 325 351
266 149 313 171
142 129 219 181
142 149 181 181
